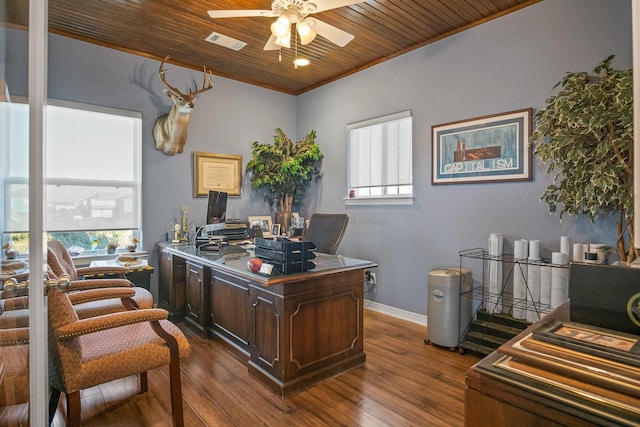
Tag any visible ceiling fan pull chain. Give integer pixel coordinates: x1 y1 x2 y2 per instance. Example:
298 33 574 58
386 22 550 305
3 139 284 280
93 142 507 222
294 31 298 69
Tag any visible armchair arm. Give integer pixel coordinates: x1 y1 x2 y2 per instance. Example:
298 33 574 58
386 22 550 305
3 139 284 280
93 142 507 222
67 287 136 305
0 327 29 345
3 272 29 282
55 308 169 340
0 296 29 312
76 265 129 278
68 278 133 291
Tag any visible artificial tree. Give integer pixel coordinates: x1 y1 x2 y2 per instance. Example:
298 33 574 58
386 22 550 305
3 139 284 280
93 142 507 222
531 55 636 263
246 128 323 228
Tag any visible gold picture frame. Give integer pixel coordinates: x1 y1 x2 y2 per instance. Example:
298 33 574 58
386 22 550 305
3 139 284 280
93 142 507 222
248 216 272 238
193 152 242 197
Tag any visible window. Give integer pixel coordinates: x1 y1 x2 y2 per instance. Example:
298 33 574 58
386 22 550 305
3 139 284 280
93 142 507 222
1 99 142 254
347 110 413 205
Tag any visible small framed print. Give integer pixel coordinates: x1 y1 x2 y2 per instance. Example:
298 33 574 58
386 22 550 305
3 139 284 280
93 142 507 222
248 216 272 238
271 224 281 237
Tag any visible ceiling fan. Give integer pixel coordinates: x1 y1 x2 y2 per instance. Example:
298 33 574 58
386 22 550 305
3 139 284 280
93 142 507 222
207 0 365 51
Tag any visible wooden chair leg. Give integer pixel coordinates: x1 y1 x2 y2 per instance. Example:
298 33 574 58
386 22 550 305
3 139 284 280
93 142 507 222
149 320 184 427
139 371 148 393
48 387 61 426
168 357 184 427
66 391 81 427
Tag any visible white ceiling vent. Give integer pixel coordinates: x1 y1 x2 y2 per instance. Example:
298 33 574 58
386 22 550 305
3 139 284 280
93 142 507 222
205 32 247 51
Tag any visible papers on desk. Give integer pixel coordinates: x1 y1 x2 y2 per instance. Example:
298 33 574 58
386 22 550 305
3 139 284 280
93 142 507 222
91 258 148 269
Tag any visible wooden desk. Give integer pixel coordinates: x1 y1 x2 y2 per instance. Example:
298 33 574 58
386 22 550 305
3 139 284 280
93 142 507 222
465 302 640 426
88 259 154 290
157 242 376 398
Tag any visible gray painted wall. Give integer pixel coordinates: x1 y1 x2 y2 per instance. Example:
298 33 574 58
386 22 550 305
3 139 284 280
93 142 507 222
296 0 632 315
1 0 632 318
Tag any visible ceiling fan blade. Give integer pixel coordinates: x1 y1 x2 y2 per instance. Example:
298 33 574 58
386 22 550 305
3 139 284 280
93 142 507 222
207 9 275 19
263 35 281 51
311 0 365 13
309 18 355 47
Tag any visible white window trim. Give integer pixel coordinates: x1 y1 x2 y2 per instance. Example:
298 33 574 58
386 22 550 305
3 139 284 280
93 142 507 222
343 195 414 206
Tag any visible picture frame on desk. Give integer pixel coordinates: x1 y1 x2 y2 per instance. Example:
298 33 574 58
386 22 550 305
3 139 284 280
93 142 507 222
532 319 640 367
271 223 281 237
193 151 242 197
248 216 272 238
431 108 532 185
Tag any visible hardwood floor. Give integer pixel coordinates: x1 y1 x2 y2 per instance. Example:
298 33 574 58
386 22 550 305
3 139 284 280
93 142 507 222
7 310 481 426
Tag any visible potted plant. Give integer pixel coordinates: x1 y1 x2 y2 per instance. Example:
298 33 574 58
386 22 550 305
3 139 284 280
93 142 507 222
246 128 323 229
531 55 636 263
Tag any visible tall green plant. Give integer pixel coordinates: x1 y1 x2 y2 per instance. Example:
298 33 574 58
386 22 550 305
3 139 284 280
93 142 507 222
531 55 636 262
246 128 323 212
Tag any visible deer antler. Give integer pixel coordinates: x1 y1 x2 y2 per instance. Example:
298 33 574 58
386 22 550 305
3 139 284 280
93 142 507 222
158 55 214 98
190 65 215 96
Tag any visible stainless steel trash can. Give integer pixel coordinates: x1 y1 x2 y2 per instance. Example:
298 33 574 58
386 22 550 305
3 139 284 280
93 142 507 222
427 267 473 349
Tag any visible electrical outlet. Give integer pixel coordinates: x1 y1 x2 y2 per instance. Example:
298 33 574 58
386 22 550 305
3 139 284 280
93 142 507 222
364 269 376 284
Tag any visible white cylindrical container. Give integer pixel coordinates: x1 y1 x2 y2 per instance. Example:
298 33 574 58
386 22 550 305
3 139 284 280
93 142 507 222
572 243 584 263
529 240 540 261
551 252 569 308
560 236 571 256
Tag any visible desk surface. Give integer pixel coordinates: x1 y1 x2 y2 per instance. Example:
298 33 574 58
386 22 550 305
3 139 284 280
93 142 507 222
158 241 376 286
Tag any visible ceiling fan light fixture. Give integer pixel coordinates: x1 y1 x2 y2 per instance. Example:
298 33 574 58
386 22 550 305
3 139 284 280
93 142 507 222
297 20 316 45
293 57 310 67
274 32 291 48
271 15 290 38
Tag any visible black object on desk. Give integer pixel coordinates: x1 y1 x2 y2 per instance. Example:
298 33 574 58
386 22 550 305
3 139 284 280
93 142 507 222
199 243 223 252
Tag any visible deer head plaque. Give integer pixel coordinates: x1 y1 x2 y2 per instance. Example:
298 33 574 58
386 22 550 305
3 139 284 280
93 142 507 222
153 56 214 156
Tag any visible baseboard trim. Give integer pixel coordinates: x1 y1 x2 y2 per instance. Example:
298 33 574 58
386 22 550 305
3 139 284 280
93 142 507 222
364 300 427 326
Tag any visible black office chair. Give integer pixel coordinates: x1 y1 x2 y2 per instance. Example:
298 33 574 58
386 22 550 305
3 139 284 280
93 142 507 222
303 213 349 255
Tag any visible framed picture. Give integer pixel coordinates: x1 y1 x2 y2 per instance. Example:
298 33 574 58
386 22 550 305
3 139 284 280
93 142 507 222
533 319 640 367
193 152 242 197
271 223 281 237
248 216 273 238
431 108 532 184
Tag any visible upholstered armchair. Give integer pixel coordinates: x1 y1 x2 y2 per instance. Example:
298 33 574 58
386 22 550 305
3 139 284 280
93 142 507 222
47 240 154 317
48 286 191 426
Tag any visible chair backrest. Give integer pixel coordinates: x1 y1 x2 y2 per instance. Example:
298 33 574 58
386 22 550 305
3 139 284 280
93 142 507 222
303 213 349 255
47 240 79 281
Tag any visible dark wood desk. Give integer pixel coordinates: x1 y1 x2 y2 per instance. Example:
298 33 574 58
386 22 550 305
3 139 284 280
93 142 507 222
88 259 154 290
465 302 640 426
157 242 376 398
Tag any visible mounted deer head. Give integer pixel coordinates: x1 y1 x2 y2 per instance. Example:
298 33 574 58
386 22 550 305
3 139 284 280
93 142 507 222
153 56 214 156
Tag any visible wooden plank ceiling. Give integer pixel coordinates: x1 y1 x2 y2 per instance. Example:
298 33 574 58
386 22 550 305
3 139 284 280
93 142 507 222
3 0 541 95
